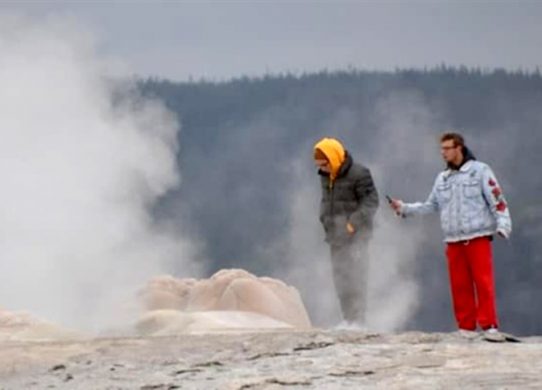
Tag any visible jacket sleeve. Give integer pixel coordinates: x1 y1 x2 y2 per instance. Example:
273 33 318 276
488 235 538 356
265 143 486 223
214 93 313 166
401 177 439 216
349 167 379 229
481 164 512 237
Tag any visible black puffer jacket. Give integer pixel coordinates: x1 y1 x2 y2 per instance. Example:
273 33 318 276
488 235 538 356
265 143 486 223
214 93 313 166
318 152 379 245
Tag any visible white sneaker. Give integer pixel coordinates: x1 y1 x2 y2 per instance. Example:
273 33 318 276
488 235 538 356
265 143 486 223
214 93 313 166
457 329 478 339
483 327 506 342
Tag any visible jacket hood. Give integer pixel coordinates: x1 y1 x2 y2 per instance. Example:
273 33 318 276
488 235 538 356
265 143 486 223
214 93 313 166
314 137 346 181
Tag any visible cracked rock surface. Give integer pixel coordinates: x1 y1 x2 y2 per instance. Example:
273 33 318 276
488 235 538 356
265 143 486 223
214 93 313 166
1 330 541 389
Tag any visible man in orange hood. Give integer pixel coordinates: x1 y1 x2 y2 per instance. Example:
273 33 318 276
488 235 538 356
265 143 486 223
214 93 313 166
314 137 379 326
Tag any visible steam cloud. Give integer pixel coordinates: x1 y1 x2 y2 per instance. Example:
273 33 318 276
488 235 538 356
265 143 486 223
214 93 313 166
0 15 200 331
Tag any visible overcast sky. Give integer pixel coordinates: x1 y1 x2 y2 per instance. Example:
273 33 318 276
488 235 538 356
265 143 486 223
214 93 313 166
2 0 541 81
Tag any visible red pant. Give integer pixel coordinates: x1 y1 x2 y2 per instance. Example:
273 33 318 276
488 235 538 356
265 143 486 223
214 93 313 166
446 236 498 330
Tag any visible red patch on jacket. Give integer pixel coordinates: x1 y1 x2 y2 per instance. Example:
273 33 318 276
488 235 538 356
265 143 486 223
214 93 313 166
492 187 502 198
488 178 496 187
496 201 507 212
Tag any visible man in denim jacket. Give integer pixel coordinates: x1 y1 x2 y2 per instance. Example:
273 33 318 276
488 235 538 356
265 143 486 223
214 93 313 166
389 132 512 341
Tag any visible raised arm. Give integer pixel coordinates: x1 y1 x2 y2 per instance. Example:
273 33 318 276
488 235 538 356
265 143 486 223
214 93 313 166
399 177 440 216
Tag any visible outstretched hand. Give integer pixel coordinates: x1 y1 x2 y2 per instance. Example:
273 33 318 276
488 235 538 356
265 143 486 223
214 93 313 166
390 198 402 212
386 195 403 216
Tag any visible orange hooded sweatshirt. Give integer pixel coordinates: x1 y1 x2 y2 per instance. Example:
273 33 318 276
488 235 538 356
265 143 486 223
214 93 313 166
314 137 346 184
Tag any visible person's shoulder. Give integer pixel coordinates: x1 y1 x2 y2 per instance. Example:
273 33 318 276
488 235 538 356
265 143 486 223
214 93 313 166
350 161 371 177
468 160 492 175
472 160 490 170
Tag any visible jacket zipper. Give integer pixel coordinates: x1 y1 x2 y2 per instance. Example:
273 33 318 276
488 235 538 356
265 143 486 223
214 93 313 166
329 180 334 217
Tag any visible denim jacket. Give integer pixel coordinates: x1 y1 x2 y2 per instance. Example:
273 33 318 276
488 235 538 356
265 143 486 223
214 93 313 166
401 160 512 242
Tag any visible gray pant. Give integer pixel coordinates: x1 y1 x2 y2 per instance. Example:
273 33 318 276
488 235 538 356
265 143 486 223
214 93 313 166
330 239 369 324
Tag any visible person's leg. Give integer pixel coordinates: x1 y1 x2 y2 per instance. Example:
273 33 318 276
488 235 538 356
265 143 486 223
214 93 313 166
446 242 477 330
330 244 350 322
466 237 499 330
330 240 368 324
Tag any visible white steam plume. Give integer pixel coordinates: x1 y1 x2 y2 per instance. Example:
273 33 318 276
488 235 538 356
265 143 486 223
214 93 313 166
0 15 201 331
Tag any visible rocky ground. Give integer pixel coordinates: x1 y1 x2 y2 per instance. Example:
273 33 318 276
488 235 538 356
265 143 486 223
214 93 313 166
1 330 541 389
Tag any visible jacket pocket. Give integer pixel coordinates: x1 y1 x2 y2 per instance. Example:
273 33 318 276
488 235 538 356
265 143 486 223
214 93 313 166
329 215 352 244
463 180 480 199
436 183 452 203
